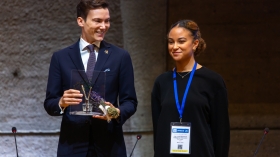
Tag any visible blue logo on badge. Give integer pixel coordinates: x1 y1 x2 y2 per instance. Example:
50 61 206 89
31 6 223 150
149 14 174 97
172 128 189 133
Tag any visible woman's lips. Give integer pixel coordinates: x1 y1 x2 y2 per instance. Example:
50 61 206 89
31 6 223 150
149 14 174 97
172 51 181 55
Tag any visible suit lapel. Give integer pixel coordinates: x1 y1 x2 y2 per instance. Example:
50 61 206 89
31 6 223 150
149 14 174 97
67 40 111 86
91 41 111 85
67 40 89 87
68 40 85 71
95 41 111 71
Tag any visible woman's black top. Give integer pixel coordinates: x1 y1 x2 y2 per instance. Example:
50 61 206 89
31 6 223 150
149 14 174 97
151 67 230 157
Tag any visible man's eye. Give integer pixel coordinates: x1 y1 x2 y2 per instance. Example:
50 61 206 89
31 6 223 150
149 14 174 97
94 19 101 23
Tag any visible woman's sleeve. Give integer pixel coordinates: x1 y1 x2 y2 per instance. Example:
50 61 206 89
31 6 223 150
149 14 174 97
210 83 230 157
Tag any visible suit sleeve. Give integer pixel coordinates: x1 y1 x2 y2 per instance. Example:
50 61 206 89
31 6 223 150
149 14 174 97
117 51 138 125
210 83 230 157
151 78 161 150
44 53 63 116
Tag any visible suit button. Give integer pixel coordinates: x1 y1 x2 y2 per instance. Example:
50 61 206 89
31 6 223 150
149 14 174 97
85 120 89 123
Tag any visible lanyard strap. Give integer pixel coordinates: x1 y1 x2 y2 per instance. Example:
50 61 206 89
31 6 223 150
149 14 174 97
173 62 197 122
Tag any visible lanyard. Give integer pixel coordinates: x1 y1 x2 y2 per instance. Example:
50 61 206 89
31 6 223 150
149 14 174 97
173 62 197 122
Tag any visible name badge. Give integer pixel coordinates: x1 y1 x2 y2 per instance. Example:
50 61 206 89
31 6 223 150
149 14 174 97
170 122 191 154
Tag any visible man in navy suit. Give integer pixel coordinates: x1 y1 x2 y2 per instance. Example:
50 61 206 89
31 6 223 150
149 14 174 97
44 0 137 156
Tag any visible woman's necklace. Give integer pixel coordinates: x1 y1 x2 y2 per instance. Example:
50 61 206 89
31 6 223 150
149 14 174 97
176 71 190 78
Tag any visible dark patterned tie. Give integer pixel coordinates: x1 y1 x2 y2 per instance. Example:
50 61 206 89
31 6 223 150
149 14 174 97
86 44 96 80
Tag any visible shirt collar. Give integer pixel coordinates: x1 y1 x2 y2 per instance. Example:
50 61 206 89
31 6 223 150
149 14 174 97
79 37 101 51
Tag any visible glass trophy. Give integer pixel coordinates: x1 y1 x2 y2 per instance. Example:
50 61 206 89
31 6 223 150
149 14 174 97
70 70 106 116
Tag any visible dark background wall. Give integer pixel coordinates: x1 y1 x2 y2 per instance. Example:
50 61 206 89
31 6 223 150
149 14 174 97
168 0 280 156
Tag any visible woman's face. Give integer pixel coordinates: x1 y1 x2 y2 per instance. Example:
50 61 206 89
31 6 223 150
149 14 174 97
168 26 198 62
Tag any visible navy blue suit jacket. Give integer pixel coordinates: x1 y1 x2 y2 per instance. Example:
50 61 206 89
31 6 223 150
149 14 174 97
44 40 137 157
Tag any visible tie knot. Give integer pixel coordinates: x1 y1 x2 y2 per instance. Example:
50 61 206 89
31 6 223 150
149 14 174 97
87 44 95 53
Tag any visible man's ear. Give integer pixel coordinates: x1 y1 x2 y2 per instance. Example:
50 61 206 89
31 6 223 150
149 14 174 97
77 17 84 27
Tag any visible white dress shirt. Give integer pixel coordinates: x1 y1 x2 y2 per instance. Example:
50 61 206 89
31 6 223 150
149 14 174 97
79 37 99 71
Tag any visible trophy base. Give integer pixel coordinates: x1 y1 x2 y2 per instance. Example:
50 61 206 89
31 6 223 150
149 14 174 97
69 111 103 116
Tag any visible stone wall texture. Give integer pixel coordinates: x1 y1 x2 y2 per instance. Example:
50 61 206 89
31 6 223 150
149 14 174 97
0 0 279 156
0 0 165 156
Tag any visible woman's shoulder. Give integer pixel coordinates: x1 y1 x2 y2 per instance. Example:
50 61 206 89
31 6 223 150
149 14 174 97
197 66 226 88
198 66 223 77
